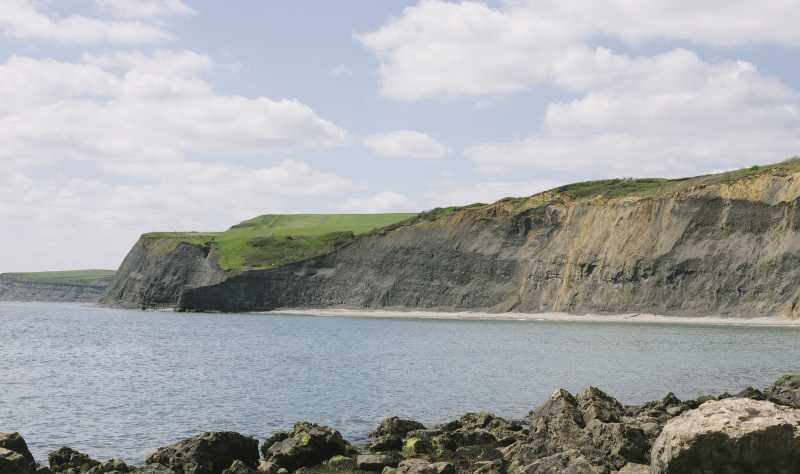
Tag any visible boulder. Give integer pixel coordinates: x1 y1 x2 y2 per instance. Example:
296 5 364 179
357 453 404 472
131 465 176 474
262 422 349 472
220 460 257 474
369 418 426 439
1 447 36 474
617 463 649 474
366 437 403 452
576 387 624 425
48 447 100 474
651 398 800 473
583 420 647 469
0 432 39 474
145 431 259 474
0 432 36 466
395 458 453 474
86 459 133 473
515 449 608 474
401 437 433 457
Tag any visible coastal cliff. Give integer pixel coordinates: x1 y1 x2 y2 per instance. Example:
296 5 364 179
98 236 228 308
103 165 800 317
0 273 112 303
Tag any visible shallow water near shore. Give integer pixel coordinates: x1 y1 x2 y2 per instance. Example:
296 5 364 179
2 302 800 466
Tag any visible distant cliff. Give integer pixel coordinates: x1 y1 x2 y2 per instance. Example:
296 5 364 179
0 273 113 303
102 165 800 317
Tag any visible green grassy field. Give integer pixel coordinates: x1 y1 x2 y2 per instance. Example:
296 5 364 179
9 269 117 282
144 213 418 272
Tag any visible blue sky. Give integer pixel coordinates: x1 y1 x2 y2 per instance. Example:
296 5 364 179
1 0 799 272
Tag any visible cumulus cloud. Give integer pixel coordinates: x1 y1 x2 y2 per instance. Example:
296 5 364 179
94 0 195 20
0 51 350 172
0 160 355 271
465 50 800 177
0 0 187 44
357 0 800 101
329 192 419 213
362 131 452 159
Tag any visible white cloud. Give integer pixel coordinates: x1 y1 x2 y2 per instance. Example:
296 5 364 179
465 50 800 177
94 0 195 20
0 51 350 173
0 0 181 44
0 160 355 272
362 131 452 159
329 192 419 213
330 64 352 77
357 0 800 101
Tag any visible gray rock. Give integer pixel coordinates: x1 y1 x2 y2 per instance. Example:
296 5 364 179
366 436 403 452
370 418 427 439
471 459 504 474
255 461 279 474
86 458 133 473
651 398 800 473
145 431 259 474
576 387 624 425
583 420 647 469
263 422 349 472
131 464 176 474
48 447 100 474
617 463 649 474
396 459 453 474
515 449 608 474
401 437 433 457
0 432 36 466
36 463 52 474
221 460 258 474
357 453 405 472
1 447 36 474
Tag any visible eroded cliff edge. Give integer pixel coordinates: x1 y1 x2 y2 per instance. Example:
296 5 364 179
104 170 800 317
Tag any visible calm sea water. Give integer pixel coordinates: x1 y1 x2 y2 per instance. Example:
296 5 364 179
2 302 799 466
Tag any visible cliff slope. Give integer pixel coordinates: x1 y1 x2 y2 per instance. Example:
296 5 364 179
0 273 113 303
104 162 800 317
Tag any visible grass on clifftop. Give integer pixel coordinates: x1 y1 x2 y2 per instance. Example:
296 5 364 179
553 157 800 202
144 213 417 272
9 269 117 282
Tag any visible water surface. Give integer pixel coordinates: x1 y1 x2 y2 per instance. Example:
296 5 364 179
1 302 798 465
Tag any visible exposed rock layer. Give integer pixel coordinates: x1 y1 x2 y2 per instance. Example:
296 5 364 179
0 274 112 303
104 172 800 316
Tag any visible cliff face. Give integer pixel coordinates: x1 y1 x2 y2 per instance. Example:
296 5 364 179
0 274 112 303
104 172 800 317
99 237 228 308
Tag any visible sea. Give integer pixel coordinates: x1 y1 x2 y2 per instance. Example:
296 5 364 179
2 302 799 466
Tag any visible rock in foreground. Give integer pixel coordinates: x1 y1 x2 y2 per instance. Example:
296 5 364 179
651 398 800 473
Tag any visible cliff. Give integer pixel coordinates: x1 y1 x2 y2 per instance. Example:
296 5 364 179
99 236 229 308
104 165 800 317
0 273 112 303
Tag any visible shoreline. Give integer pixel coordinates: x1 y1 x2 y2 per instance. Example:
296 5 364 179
260 308 800 326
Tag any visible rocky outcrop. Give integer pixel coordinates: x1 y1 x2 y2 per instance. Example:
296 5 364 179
99 237 228 309
259 422 352 473
162 172 800 316
651 398 800 473
0 274 112 303
144 431 258 474
9 376 800 473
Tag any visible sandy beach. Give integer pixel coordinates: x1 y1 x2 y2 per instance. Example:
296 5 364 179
261 308 800 326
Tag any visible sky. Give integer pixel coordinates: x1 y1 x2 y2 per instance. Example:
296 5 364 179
1 0 800 272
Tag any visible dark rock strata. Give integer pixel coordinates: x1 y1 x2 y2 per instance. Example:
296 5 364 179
0 274 112 303
171 175 800 316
